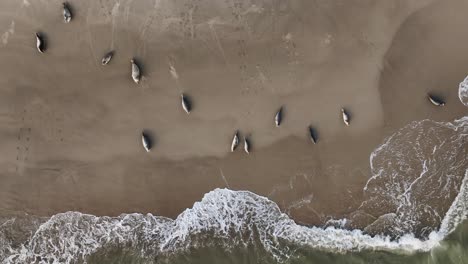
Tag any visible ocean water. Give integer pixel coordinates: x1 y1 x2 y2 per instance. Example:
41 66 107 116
0 87 467 263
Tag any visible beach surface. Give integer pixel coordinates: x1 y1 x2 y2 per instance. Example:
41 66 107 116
0 0 466 231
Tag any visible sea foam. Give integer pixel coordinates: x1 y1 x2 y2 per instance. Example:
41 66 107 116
459 76 468 107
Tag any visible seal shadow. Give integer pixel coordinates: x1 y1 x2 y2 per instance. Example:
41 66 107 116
276 106 284 126
427 92 446 104
182 94 193 113
142 130 155 150
36 32 48 52
132 57 145 77
244 134 253 152
308 126 318 144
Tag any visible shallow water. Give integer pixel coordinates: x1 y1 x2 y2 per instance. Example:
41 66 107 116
86 220 468 264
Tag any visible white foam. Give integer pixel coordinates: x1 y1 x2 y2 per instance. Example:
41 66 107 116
362 117 467 236
1 118 467 263
459 76 468 106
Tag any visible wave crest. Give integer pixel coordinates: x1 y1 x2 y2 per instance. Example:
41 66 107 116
459 76 468 106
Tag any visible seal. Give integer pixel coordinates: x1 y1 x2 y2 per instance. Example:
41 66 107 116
244 136 250 154
131 59 141 84
63 3 72 23
141 132 151 152
428 94 445 106
308 126 317 144
275 107 283 127
231 131 239 152
341 108 350 126
36 33 45 53
101 51 114 65
181 94 191 114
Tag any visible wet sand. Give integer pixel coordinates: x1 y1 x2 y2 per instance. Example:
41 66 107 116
0 0 466 227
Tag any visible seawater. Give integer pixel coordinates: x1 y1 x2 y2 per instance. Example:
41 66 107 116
89 220 467 264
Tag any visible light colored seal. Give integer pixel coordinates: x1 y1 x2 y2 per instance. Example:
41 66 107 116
181 94 191 114
63 3 72 23
141 132 151 152
244 137 250 154
341 108 350 126
131 59 141 84
36 33 44 53
428 94 445 106
231 131 239 152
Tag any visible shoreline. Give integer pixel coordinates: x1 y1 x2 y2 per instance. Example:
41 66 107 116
0 0 467 236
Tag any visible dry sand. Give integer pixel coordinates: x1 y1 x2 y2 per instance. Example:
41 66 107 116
0 0 466 227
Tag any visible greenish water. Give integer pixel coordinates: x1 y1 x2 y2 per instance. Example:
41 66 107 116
87 220 468 264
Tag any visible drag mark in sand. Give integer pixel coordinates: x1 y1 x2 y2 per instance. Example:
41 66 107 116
219 168 230 188
169 60 179 80
110 1 121 50
138 0 162 56
1 21 15 46
208 19 229 66
85 6 100 68
168 56 183 93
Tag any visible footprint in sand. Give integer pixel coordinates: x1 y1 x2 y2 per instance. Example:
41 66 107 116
179 0 200 39
15 127 31 173
236 39 252 95
282 33 301 90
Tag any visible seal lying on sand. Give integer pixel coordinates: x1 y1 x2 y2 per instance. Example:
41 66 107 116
131 59 141 84
428 94 445 106
308 126 317 144
141 132 151 152
341 108 350 126
181 94 191 114
231 131 239 152
35 33 45 53
63 3 72 23
244 137 250 154
101 51 114 65
275 107 283 127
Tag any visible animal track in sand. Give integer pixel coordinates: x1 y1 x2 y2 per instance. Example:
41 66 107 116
15 127 31 174
15 101 68 173
230 0 253 36
31 103 66 143
235 38 258 95
179 0 201 39
282 32 302 91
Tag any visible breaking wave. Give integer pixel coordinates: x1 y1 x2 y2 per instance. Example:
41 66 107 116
1 117 467 264
459 76 468 106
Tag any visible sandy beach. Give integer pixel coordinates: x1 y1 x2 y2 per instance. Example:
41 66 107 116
0 0 466 231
